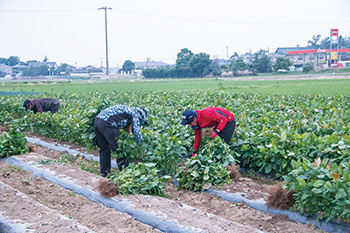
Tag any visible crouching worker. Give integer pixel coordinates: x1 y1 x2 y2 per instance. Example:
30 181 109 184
181 107 236 157
94 105 148 177
23 98 60 114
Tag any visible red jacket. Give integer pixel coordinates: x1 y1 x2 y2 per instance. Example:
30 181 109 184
193 107 235 151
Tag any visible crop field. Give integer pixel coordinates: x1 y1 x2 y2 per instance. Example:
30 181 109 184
1 76 350 94
0 77 350 232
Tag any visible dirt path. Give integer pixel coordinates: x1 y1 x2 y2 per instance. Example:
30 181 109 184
1 153 260 233
0 138 327 233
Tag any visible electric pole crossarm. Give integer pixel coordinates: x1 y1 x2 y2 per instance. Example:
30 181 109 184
98 6 112 76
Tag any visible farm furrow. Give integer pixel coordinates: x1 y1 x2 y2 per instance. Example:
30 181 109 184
1 153 262 233
0 161 162 233
24 136 350 233
21 137 330 232
0 181 96 233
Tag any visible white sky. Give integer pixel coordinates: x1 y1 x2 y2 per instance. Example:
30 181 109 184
1 0 349 67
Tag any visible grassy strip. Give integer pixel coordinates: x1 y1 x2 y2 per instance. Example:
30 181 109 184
1 78 350 95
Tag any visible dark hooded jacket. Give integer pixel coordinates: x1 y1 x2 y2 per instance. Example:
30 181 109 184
96 105 147 144
25 98 60 114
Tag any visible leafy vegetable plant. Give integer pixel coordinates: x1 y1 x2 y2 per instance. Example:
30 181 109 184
283 157 350 223
109 163 171 197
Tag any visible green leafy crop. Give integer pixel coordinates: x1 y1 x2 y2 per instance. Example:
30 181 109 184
178 137 234 191
109 162 171 197
283 158 350 223
0 129 28 157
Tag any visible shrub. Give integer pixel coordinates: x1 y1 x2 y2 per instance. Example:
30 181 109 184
303 63 314 73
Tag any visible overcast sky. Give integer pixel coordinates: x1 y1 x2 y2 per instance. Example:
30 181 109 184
1 0 349 67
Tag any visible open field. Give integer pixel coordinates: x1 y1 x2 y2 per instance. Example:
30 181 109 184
1 74 350 95
1 74 350 232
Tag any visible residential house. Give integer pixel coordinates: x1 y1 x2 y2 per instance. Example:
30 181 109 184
134 59 171 69
70 65 103 77
0 64 12 77
27 61 57 69
11 65 26 77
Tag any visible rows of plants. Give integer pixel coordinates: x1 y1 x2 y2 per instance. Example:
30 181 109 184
0 128 28 158
1 91 350 223
2 91 349 176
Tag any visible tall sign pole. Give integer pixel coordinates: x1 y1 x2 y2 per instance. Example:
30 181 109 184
329 29 339 67
98 6 112 77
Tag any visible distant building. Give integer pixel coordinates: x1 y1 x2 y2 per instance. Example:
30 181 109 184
70 65 103 77
215 58 230 65
134 59 171 69
288 48 350 68
0 64 12 76
269 47 308 63
11 65 26 77
27 61 57 69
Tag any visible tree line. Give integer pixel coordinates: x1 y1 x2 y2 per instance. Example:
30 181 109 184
125 49 296 79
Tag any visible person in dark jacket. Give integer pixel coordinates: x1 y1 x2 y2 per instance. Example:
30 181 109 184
23 98 60 114
94 104 148 177
181 107 236 157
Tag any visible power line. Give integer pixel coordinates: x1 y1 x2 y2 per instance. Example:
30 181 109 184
0 9 96 13
1 8 349 25
116 9 350 25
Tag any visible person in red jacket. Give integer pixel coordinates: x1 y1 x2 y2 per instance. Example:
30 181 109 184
181 107 236 157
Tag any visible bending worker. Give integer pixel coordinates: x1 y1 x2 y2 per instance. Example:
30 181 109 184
94 104 148 177
23 98 60 114
181 107 236 157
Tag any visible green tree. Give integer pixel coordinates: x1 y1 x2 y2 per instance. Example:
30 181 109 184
209 59 222 77
7 56 20 66
252 54 271 73
307 34 321 48
122 60 135 73
273 57 292 71
188 52 211 77
22 65 49 77
57 63 72 76
303 63 314 73
319 37 330 49
230 59 248 76
220 64 230 72
176 48 194 69
0 58 7 65
339 35 350 48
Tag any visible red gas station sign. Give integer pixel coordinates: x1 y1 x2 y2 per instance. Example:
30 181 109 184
331 29 338 36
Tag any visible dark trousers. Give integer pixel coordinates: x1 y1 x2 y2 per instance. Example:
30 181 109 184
50 101 60 114
218 119 236 144
94 118 120 177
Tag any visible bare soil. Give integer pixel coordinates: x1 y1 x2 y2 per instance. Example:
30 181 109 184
0 136 325 233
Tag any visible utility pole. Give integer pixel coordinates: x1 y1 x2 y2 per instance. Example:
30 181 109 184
226 46 229 60
98 6 112 78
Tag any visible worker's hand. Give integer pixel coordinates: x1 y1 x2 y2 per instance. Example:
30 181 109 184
204 128 213 137
211 129 220 138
